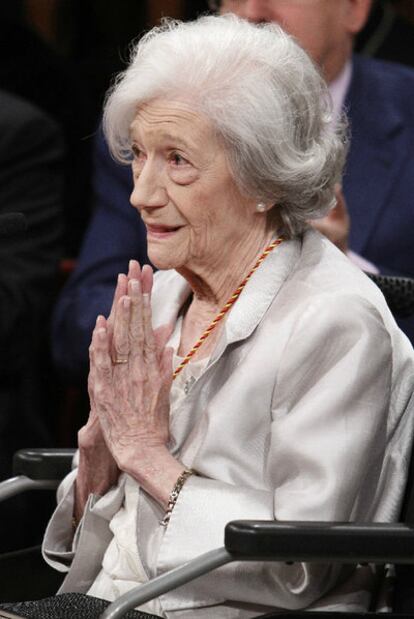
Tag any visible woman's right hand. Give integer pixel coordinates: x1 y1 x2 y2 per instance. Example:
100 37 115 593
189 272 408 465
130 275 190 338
74 318 119 524
74 267 136 523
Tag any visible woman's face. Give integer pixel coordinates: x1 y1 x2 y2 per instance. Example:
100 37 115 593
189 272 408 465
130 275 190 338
129 99 260 273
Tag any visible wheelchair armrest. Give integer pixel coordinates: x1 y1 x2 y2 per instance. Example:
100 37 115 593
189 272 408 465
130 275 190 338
0 449 76 502
224 520 414 563
12 448 75 481
101 519 414 618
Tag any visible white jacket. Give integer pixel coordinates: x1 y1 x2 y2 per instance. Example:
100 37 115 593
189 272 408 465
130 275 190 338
43 230 414 617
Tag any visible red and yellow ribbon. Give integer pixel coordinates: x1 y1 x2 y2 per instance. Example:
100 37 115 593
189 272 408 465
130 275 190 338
173 237 284 380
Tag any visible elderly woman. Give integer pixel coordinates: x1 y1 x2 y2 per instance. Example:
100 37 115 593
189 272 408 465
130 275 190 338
42 15 413 618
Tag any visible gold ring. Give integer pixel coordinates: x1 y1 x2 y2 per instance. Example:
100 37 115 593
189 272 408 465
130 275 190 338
113 358 128 364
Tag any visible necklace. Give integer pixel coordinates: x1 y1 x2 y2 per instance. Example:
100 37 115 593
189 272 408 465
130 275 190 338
172 237 284 380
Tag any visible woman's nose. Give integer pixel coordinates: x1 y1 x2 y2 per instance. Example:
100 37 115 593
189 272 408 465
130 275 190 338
130 161 168 211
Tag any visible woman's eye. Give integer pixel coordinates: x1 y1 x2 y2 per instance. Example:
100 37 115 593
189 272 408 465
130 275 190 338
170 152 188 166
132 145 145 160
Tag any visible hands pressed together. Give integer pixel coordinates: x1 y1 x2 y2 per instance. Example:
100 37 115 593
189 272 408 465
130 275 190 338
75 261 184 523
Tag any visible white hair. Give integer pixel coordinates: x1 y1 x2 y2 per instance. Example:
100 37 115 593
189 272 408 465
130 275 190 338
103 14 347 236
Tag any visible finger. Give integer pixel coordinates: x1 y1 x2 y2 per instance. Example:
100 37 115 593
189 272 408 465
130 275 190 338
158 346 174 428
128 259 141 281
112 296 131 364
128 278 145 353
88 330 97 411
141 264 153 296
108 275 128 361
92 326 116 437
143 292 158 370
89 316 107 384
108 274 128 327
93 325 113 387
96 314 106 329
141 266 155 365
160 346 174 387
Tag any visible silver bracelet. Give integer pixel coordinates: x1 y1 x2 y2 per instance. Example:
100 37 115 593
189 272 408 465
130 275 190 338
160 469 193 527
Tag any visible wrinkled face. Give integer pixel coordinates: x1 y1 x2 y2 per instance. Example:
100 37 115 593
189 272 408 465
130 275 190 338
218 0 370 82
129 99 258 272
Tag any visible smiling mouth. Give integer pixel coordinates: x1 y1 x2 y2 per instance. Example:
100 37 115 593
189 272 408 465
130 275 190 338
146 223 183 236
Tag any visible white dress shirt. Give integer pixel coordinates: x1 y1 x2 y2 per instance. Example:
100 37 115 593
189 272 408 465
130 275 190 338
329 60 352 124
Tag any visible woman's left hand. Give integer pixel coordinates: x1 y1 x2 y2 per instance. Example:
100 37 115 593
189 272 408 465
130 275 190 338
89 263 184 506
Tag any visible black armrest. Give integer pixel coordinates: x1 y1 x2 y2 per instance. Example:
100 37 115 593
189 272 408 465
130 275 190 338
12 449 75 481
101 519 414 618
367 273 414 318
225 520 414 563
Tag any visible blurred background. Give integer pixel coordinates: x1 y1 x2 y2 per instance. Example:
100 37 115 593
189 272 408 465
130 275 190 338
0 0 210 258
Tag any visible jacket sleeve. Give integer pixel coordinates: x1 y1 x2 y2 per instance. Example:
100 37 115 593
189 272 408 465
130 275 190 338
42 468 123 590
51 126 149 381
156 295 394 611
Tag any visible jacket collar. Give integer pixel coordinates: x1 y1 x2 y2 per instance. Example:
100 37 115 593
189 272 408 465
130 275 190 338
221 236 300 344
151 236 301 361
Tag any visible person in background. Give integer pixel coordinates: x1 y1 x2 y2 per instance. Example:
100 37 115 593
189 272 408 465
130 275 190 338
29 16 414 617
0 1 95 257
52 0 414 385
210 0 414 283
0 90 63 550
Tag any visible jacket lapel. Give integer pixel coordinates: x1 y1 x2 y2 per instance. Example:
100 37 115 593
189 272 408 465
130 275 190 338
210 236 301 363
151 236 301 366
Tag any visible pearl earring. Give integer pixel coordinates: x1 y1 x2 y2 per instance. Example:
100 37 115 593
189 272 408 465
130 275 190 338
256 202 266 213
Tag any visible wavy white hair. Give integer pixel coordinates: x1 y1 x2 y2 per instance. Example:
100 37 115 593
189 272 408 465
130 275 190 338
103 14 348 236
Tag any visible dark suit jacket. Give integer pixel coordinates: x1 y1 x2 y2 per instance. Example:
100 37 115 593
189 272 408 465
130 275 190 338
344 55 414 278
344 56 414 343
0 91 63 477
0 17 95 256
52 54 414 379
